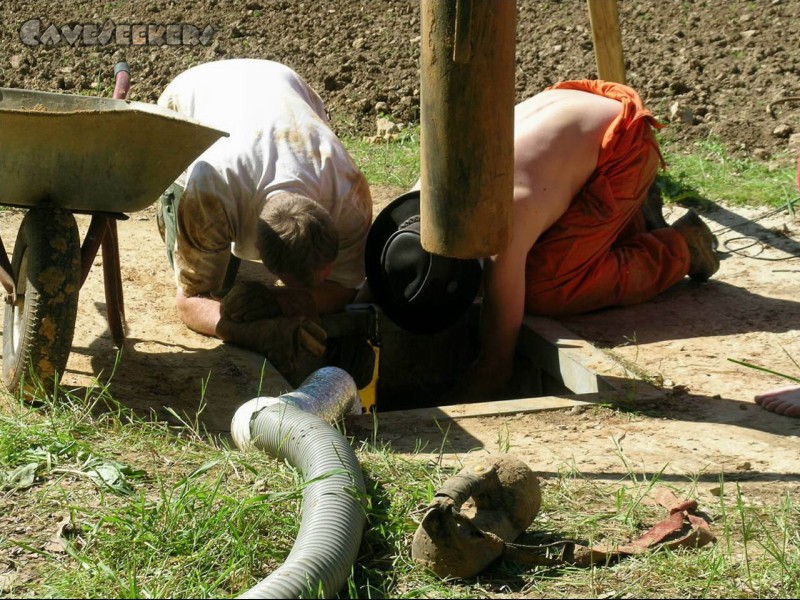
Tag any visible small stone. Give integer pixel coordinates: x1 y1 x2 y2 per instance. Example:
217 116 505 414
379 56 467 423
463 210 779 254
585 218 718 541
669 102 694 125
376 116 400 136
772 123 793 138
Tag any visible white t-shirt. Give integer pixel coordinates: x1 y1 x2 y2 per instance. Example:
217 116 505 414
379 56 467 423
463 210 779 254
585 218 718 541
157 59 372 296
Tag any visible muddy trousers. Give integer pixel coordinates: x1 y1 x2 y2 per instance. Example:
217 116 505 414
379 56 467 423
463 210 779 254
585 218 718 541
157 183 241 293
524 119 691 317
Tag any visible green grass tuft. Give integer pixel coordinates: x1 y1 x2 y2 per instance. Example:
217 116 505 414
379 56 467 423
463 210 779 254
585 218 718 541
341 127 421 189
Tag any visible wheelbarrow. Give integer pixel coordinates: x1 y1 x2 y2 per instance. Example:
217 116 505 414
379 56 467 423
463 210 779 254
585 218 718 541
0 63 227 395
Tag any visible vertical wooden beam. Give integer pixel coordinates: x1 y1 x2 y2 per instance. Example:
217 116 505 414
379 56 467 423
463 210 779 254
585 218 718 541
419 0 515 259
587 0 627 84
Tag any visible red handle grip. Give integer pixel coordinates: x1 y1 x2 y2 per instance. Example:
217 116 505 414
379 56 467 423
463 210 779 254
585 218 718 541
113 62 130 100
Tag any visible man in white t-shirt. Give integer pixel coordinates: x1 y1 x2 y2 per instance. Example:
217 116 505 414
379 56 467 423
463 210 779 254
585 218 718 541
156 59 372 380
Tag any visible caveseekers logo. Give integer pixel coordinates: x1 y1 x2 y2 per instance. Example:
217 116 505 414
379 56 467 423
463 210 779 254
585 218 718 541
19 18 215 47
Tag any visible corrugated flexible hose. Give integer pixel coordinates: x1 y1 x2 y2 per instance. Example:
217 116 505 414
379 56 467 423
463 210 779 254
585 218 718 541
231 367 366 599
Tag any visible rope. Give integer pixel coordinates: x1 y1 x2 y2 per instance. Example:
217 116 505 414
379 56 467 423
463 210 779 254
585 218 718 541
767 96 800 118
705 197 799 261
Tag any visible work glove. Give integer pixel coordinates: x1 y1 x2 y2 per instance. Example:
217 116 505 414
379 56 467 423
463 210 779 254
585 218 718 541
251 316 328 382
220 281 317 323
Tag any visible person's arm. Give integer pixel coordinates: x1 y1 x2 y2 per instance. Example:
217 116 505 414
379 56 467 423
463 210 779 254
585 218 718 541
466 170 577 400
474 247 529 391
175 290 222 338
171 170 233 338
467 196 544 399
311 280 357 315
176 282 278 351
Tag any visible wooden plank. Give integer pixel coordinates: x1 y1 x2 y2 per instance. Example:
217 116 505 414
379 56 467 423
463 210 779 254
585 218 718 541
518 315 662 397
369 395 591 422
587 0 627 84
354 387 666 425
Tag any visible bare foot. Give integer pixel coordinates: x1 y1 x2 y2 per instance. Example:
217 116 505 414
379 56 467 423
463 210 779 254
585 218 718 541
755 385 800 417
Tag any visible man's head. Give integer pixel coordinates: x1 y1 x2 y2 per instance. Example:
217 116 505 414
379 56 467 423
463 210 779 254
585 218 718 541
257 192 338 288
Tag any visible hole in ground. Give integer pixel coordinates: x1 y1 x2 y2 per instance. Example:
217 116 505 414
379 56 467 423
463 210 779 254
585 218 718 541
322 303 650 413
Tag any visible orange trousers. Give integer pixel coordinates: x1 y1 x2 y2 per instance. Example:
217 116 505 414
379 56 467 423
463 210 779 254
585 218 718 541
525 80 691 316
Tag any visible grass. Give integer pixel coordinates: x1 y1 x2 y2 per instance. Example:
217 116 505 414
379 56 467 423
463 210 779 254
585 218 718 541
656 136 798 211
1 375 798 598
342 126 421 190
340 130 799 212
1 136 798 598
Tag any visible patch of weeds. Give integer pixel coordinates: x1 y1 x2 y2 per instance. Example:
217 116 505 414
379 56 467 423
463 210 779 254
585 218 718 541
21 441 302 598
342 126 420 189
3 352 798 598
652 169 716 211
659 136 797 209
350 439 458 599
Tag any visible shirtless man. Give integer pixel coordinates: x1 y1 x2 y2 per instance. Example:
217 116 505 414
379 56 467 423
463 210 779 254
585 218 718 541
468 80 720 399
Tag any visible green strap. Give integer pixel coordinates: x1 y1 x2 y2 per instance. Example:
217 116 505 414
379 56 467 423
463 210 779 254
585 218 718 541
158 182 241 294
158 182 183 270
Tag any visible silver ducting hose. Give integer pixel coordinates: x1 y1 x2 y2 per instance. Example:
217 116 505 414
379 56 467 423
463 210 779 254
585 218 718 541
231 367 366 599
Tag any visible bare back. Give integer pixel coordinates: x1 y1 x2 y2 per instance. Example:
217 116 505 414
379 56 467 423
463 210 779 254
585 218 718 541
512 88 623 244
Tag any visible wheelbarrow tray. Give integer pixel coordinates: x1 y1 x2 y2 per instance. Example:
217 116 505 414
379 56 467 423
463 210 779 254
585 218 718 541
0 87 227 213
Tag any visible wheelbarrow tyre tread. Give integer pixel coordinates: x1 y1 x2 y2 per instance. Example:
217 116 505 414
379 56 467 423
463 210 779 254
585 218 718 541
3 206 81 397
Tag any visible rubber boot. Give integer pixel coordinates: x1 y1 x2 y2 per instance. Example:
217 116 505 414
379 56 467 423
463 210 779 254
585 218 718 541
642 182 669 231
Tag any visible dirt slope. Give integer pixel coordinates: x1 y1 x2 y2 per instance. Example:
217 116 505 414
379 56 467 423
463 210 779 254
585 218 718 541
2 1 800 161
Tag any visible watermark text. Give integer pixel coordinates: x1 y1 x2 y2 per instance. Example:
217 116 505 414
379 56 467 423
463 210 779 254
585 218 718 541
19 18 215 47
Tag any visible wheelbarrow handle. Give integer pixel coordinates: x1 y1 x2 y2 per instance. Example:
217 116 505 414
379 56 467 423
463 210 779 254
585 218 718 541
113 61 130 100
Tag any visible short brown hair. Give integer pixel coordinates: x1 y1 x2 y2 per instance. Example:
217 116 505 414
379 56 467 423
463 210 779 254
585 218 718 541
257 192 338 287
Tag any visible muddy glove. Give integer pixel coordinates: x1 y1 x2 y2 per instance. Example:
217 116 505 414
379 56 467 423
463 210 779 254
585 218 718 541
251 316 327 377
220 281 317 323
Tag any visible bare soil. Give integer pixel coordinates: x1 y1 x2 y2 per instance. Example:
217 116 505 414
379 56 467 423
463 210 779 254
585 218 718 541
2 1 800 161
0 0 799 570
0 190 797 501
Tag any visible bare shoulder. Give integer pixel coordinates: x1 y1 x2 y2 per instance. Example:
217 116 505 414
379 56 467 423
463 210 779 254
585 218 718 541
514 88 622 173
515 89 622 139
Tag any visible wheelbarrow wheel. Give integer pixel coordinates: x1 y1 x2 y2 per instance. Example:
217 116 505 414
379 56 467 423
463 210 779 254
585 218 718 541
3 206 81 396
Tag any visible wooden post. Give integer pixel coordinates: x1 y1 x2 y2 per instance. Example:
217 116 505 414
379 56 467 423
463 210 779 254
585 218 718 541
419 0 515 258
587 0 626 84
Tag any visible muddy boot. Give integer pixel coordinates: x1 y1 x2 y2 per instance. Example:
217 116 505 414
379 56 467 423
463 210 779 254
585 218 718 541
642 182 669 231
672 209 720 281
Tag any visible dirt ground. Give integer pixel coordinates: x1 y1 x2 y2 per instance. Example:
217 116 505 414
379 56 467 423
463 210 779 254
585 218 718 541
0 186 797 503
0 1 799 524
2 1 800 162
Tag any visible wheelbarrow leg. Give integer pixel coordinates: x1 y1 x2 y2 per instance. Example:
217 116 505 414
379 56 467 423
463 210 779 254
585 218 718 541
80 215 109 287
97 61 131 349
79 215 126 347
101 219 126 347
0 235 17 303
